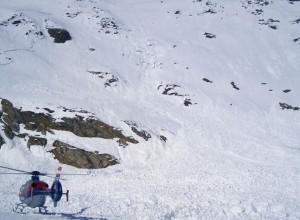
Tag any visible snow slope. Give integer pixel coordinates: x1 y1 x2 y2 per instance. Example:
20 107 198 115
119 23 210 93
0 0 300 219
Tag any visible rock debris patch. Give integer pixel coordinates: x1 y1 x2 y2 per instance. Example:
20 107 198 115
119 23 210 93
279 102 299 111
88 71 120 87
124 121 152 141
158 83 196 106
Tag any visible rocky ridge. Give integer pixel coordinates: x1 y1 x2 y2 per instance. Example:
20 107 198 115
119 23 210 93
0 98 138 169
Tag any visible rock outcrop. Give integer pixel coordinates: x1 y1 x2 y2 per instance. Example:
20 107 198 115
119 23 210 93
279 102 299 111
1 99 20 139
51 140 118 169
124 121 151 141
27 136 47 149
0 99 137 146
0 98 138 168
0 135 4 148
47 28 72 43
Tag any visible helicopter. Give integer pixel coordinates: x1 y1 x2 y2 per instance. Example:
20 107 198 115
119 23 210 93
0 165 83 213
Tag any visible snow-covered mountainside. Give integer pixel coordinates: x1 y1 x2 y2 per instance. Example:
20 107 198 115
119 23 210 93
0 0 299 219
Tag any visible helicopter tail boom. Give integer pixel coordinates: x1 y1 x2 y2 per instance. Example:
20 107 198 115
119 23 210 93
50 167 69 207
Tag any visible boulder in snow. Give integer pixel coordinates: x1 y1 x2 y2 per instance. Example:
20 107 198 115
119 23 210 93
47 28 72 43
51 140 119 169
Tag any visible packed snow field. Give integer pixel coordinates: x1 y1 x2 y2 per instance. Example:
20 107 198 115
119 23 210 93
0 0 300 219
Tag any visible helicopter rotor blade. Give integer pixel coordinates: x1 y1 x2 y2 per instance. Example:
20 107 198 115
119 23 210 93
40 173 85 181
36 173 86 176
0 165 32 174
0 165 86 179
0 172 66 180
37 172 87 176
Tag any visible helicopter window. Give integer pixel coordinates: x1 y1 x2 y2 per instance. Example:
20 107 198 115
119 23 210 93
19 180 31 193
19 185 26 193
31 183 37 188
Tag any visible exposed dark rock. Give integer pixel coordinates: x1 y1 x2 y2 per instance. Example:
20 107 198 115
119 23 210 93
293 38 300 43
3 124 15 140
283 89 291 93
1 99 18 128
195 0 224 14
1 99 20 139
203 78 213 83
279 102 299 111
241 0 271 12
60 107 88 113
98 18 119 34
159 135 167 143
88 71 119 87
203 9 217 14
0 13 44 40
231 82 240 90
44 108 55 113
0 14 25 27
158 83 195 106
0 98 138 146
47 28 72 43
117 138 130 147
124 121 151 141
252 9 263 15
66 11 82 18
16 133 28 138
20 111 55 135
291 19 300 24
0 135 5 148
12 20 21 26
0 98 139 169
27 136 47 149
26 30 44 37
51 140 119 169
54 117 137 144
159 84 184 96
184 98 192 106
288 0 300 4
204 32 216 39
174 10 181 15
259 18 280 30
131 128 151 141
